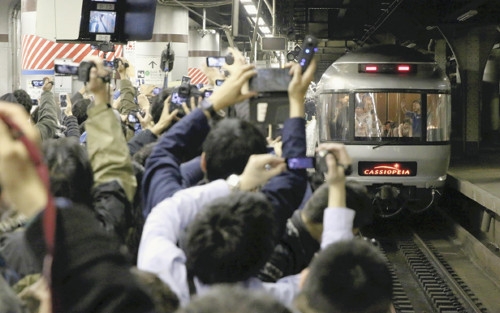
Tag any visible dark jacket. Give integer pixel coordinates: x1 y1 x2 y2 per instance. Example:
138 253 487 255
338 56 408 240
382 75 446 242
128 129 158 157
25 202 155 313
62 115 80 138
258 210 319 282
36 91 59 141
142 104 308 238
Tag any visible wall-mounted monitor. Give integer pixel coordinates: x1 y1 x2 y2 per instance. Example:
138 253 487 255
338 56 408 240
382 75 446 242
77 0 156 44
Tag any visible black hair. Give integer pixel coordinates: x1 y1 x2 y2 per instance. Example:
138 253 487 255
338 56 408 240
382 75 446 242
298 239 393 313
176 285 292 313
132 142 158 167
131 268 180 313
42 137 94 207
185 191 276 284
202 118 267 181
72 98 91 125
150 88 172 124
13 89 33 114
31 106 39 122
302 181 373 229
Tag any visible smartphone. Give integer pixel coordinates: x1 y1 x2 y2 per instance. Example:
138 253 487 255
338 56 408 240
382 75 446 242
206 56 226 67
59 93 68 108
249 68 291 93
181 76 191 84
31 80 44 87
215 79 225 86
286 157 315 170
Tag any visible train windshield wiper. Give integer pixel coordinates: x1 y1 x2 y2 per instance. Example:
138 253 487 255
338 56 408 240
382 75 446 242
373 139 399 149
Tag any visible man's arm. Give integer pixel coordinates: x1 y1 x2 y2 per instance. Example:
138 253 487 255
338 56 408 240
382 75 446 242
142 109 211 216
139 154 284 304
85 58 137 203
260 60 317 238
115 58 137 115
317 142 355 248
36 78 59 141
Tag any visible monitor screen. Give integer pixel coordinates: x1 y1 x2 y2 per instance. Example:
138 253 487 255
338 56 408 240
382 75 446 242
89 10 116 33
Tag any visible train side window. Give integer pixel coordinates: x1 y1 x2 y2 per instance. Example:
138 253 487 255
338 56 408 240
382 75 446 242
326 93 350 140
427 94 451 141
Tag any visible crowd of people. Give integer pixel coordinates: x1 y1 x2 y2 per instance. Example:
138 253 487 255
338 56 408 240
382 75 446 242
0 49 395 313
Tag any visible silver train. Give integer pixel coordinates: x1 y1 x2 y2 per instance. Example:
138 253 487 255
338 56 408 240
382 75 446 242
315 45 451 218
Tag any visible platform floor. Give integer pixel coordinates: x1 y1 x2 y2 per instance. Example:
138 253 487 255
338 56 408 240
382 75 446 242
447 151 500 216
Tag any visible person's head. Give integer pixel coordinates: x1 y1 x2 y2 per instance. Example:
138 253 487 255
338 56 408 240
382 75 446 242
13 89 33 114
339 94 349 106
72 98 92 125
355 105 364 116
400 118 412 137
384 120 393 130
151 88 171 124
362 94 374 112
185 191 275 284
301 181 373 241
131 268 180 313
42 137 93 207
175 285 292 313
202 118 267 181
295 239 393 313
412 100 421 113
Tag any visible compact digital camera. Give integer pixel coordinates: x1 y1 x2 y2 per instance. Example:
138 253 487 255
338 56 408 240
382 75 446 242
169 83 202 117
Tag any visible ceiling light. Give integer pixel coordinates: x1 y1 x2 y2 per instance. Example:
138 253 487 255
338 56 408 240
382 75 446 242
244 4 258 15
240 0 253 3
260 26 271 34
251 17 266 25
457 10 478 22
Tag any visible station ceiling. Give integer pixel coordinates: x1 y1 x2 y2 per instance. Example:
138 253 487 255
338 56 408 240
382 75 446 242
159 0 500 57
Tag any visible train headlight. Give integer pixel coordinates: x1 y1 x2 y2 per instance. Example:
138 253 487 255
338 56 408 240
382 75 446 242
437 174 447 181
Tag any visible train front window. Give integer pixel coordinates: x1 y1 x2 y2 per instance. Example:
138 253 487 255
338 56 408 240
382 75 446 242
354 92 423 140
318 92 451 142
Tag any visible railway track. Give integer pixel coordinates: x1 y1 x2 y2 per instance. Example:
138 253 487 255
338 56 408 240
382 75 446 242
361 209 500 313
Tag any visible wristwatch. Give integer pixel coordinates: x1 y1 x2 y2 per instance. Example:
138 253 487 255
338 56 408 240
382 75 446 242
226 174 241 191
201 98 225 120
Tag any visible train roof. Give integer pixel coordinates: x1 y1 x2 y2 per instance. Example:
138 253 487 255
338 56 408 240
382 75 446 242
335 45 435 64
318 44 450 92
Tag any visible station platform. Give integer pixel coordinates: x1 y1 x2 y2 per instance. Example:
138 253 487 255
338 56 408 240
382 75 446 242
446 151 500 216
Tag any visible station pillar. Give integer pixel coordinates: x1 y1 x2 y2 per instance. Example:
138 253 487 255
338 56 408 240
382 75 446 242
441 24 498 156
123 5 189 88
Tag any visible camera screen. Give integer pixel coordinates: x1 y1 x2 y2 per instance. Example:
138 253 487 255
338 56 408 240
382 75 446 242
204 90 213 98
128 113 139 123
215 79 225 86
287 157 315 170
207 57 226 67
171 92 187 105
31 80 44 87
54 64 79 75
103 60 114 69
89 11 117 33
